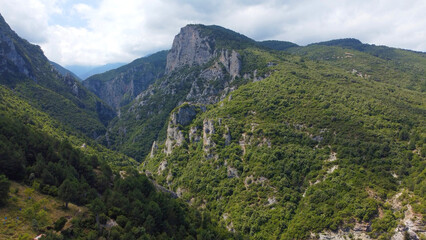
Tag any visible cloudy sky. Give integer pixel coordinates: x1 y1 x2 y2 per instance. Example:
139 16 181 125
1 0 425 66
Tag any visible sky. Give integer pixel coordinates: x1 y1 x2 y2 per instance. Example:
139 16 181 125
1 0 425 66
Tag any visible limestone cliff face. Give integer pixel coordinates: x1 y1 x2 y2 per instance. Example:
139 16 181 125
83 51 167 110
0 30 33 79
166 25 215 74
163 104 199 155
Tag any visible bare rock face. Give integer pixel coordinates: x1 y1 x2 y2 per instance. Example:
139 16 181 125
149 141 158 158
0 28 33 79
223 125 231 146
203 119 216 158
166 25 215 74
189 126 201 142
218 49 241 80
164 104 199 155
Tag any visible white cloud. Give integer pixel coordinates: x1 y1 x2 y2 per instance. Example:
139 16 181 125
1 0 425 66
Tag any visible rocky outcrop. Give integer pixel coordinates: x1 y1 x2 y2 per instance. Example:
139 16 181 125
203 119 216 158
157 160 167 175
164 104 199 155
83 51 167 110
166 25 215 73
189 126 201 142
0 31 33 79
218 49 241 80
149 141 158 158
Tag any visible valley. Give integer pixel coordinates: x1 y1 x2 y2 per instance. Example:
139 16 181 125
0 12 425 240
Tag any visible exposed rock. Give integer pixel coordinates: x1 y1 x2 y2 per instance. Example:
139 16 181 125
239 133 250 155
189 126 201 142
327 165 338 174
319 229 371 240
171 104 198 126
83 51 166 110
166 25 215 73
150 141 158 158
164 104 198 154
176 187 187 198
203 119 216 157
227 166 239 178
327 151 337 162
218 49 241 80
267 197 277 206
150 179 177 198
145 170 152 177
0 27 33 79
157 160 167 175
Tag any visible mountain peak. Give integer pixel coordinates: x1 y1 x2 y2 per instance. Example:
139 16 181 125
165 24 215 73
165 24 256 73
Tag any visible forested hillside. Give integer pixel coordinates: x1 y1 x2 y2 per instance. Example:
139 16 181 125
142 30 425 239
0 11 425 240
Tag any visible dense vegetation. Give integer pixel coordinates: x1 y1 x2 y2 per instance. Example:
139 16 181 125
1 16 425 239
0 14 115 138
0 85 233 239
144 46 425 239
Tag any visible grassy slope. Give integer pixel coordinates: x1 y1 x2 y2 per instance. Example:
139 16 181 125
144 47 425 239
0 182 86 240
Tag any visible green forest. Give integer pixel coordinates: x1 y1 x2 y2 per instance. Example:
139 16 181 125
0 14 425 240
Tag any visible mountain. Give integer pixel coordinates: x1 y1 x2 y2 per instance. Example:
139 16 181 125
0 85 232 239
94 24 424 239
2 11 424 239
83 51 168 110
286 38 426 92
103 24 271 160
49 61 81 81
0 13 115 138
0 15 233 239
67 62 127 80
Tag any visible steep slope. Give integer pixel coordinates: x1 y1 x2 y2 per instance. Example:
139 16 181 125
143 44 425 238
49 61 81 81
286 39 426 92
83 51 167 110
0 13 115 138
106 24 270 160
0 84 234 239
0 85 136 169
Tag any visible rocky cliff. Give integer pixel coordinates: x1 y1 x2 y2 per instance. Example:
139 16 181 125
165 25 215 73
105 24 276 160
163 103 199 155
83 51 167 110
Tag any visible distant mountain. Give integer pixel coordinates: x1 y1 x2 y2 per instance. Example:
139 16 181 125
49 61 81 81
0 13 115 138
83 51 167 110
257 40 299 50
67 62 127 80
